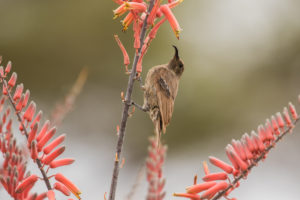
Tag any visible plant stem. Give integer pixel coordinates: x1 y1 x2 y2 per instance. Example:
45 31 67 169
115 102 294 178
108 1 156 200
1 77 52 191
212 117 300 200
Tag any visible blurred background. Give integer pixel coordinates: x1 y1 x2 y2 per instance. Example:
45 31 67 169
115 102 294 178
1 0 300 199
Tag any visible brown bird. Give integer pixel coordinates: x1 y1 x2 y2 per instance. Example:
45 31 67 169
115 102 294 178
141 45 184 142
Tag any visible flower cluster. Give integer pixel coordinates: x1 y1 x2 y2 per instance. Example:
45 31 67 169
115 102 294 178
113 0 183 74
0 59 80 200
174 98 299 200
146 137 167 200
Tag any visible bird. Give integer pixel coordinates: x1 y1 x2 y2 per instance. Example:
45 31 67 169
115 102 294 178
141 45 184 143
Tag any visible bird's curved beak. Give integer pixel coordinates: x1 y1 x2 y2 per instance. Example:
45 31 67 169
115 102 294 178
172 45 179 60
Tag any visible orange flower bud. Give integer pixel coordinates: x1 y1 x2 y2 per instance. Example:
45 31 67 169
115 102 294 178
36 192 47 200
114 35 130 67
229 150 248 171
186 181 216 194
5 61 12 74
15 174 38 193
160 5 181 39
30 110 43 129
55 173 81 199
54 182 71 196
15 95 24 112
42 146 65 165
36 120 50 142
122 12 135 31
37 127 56 152
47 190 56 200
22 90 30 108
168 0 184 9
43 134 66 155
276 112 285 129
283 107 292 128
8 72 17 88
288 102 298 120
202 172 228 182
13 84 24 101
27 123 38 146
200 181 228 199
202 161 209 175
24 101 36 122
50 158 75 169
271 115 280 135
173 193 201 200
209 156 233 174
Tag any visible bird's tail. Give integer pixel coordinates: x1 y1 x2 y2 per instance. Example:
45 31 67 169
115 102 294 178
151 108 162 146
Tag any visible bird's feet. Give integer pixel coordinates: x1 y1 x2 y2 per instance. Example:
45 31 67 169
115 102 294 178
120 92 148 112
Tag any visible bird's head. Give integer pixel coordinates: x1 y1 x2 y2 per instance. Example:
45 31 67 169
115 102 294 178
168 45 184 77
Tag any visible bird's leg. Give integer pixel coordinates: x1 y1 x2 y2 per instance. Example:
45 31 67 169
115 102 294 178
130 101 149 112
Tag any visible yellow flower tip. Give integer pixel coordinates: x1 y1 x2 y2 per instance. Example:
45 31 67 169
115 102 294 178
113 15 119 20
173 193 179 197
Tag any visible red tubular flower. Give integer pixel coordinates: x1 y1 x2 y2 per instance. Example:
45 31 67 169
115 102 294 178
8 72 17 88
43 134 66 155
47 190 56 200
168 0 184 9
160 4 181 39
36 120 50 142
149 18 167 40
225 144 239 170
133 19 141 50
209 156 233 174
271 115 280 135
22 90 30 108
122 12 135 31
27 123 38 147
229 149 248 171
37 127 56 152
5 61 12 74
42 146 65 165
173 193 201 200
36 192 47 200
15 95 24 112
202 161 210 175
257 125 267 142
15 174 38 193
125 2 147 13
30 110 43 129
288 102 298 120
276 112 285 129
200 181 228 199
251 131 265 152
265 120 275 141
186 181 217 194
114 35 130 67
283 107 292 128
54 182 71 196
50 158 75 169
202 172 228 182
13 83 24 101
55 173 81 199
113 3 128 19
23 101 36 122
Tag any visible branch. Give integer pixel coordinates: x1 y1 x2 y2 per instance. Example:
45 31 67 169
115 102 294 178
212 117 299 200
108 1 156 200
0 77 52 191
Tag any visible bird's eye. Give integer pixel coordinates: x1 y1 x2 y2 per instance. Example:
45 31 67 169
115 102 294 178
179 64 183 68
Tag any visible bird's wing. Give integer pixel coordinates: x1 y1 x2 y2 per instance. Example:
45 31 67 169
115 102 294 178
155 68 178 133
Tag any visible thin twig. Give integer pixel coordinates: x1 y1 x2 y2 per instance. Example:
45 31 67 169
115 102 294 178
0 77 52 191
212 117 300 200
108 1 156 200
